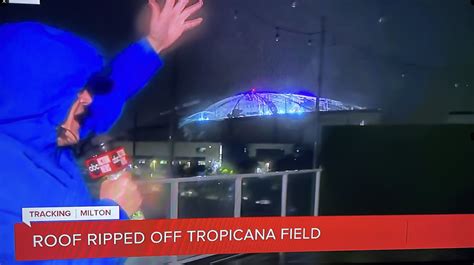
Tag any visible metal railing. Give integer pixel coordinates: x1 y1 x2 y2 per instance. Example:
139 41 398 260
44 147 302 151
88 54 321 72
145 169 322 219
131 169 322 265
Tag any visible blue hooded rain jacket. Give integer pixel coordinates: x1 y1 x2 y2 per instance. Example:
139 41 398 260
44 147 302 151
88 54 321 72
0 22 163 264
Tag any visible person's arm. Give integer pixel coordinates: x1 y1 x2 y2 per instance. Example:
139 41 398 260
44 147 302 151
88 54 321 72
81 0 205 225
82 39 163 135
108 38 163 101
80 0 204 136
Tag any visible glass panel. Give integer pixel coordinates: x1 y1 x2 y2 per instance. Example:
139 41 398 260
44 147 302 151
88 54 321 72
178 180 234 218
241 175 282 217
286 173 314 216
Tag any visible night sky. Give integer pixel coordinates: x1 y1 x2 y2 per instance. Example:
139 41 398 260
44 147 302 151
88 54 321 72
2 0 474 134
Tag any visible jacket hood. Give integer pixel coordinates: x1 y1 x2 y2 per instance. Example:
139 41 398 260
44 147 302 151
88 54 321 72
0 22 103 153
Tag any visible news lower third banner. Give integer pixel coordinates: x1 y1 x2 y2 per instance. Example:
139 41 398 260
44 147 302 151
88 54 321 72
15 214 474 261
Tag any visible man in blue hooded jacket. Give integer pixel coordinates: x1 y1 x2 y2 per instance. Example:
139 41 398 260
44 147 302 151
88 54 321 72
0 0 203 264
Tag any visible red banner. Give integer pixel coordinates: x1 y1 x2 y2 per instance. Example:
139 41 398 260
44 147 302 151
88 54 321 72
15 215 474 261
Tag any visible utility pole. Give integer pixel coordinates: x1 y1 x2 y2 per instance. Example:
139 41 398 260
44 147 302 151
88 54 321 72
313 16 326 169
169 53 179 177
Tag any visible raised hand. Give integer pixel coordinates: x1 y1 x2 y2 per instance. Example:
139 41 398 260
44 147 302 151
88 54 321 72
146 0 204 54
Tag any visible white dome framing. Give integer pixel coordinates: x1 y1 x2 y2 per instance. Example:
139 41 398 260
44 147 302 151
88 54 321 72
181 91 364 127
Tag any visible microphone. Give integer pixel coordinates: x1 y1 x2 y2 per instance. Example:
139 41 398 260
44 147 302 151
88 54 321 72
85 145 130 181
84 136 144 220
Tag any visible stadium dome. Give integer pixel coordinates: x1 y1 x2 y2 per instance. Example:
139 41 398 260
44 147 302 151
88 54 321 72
180 90 364 127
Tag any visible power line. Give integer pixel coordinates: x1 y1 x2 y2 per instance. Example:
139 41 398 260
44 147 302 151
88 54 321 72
234 3 474 71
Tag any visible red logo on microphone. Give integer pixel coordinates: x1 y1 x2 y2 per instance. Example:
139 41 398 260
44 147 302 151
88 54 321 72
85 147 130 180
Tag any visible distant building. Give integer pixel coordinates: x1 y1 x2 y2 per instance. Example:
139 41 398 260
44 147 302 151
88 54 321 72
180 90 366 127
446 111 474 124
113 90 381 176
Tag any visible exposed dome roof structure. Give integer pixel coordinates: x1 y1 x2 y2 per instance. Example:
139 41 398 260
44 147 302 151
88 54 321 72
180 90 364 127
